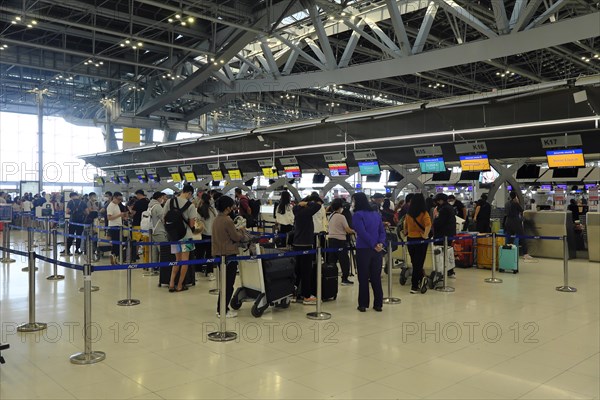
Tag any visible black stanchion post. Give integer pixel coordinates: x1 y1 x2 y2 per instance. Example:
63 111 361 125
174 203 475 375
435 236 455 292
70 261 106 364
1 224 16 263
307 234 331 320
383 241 401 304
208 257 237 342
556 235 577 292
117 233 140 306
485 232 503 284
47 228 64 280
17 228 47 333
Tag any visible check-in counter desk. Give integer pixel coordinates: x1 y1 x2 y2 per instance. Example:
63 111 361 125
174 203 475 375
587 212 600 262
523 211 576 259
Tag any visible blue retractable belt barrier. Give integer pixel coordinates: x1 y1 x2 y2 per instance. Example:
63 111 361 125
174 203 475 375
0 246 28 257
34 254 83 271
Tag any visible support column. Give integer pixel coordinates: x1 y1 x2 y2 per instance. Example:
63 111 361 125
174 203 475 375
36 90 44 194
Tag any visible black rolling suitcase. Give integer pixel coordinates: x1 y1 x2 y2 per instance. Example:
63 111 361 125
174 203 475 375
158 245 195 287
262 256 296 303
319 263 338 301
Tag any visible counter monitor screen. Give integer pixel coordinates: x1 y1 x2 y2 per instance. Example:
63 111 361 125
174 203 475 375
147 171 160 183
459 171 481 181
555 184 568 190
94 177 105 186
540 184 552 191
418 157 446 173
210 170 224 181
546 148 584 168
431 170 452 181
184 172 197 182
228 169 243 180
118 174 130 184
358 160 380 176
136 172 148 183
552 167 579 179
313 173 326 184
516 164 540 179
262 167 278 179
459 154 491 171
110 174 119 184
585 184 597 190
328 163 349 177
284 165 301 179
170 172 182 182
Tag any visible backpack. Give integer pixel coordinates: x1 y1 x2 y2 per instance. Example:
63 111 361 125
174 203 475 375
140 204 159 232
164 198 192 241
249 198 261 218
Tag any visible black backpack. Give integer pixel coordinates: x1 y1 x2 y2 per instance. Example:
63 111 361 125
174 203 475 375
249 198 261 218
164 198 192 241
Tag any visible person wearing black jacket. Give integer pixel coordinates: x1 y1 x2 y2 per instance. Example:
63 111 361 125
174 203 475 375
433 193 456 278
292 194 322 305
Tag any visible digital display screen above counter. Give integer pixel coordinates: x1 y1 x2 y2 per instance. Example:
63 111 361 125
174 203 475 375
328 163 349 177
284 165 301 178
261 167 279 179
546 149 585 168
358 160 380 176
459 154 491 171
228 169 243 180
210 170 224 181
418 157 446 173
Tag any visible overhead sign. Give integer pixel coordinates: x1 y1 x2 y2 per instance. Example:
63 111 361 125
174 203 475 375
414 146 443 157
223 161 238 170
323 152 345 163
540 134 582 149
454 142 487 154
257 159 274 167
206 163 220 171
353 150 377 161
279 156 298 166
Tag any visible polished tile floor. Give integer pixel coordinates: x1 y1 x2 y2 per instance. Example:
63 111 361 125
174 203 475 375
1 231 598 399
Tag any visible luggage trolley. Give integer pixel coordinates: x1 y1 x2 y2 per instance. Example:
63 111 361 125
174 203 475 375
230 243 295 318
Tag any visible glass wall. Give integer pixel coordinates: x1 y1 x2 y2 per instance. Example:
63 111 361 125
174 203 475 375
0 112 104 191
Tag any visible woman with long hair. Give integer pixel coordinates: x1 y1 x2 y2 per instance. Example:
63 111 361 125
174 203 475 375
196 192 217 280
275 190 294 246
352 192 386 312
403 193 432 294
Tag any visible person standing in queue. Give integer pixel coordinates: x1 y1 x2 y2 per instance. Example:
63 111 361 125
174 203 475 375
211 195 245 318
292 194 322 305
352 192 386 312
196 192 217 281
327 198 355 286
473 193 491 233
163 185 198 292
403 193 432 294
106 192 127 265
504 191 534 260
433 193 457 278
275 190 295 247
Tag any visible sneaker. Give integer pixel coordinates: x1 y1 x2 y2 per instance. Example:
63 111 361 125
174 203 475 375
410 288 419 294
303 296 317 305
447 270 456 279
75 249 82 255
341 279 354 286
207 273 216 281
523 254 534 260
59 250 72 256
216 311 238 318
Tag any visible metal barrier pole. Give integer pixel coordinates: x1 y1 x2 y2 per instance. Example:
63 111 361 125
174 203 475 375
485 233 503 284
39 218 51 251
208 257 237 342
117 235 140 306
383 241 401 304
70 261 106 364
62 219 68 247
119 226 124 264
435 236 455 292
17 229 47 332
22 227 38 272
307 235 331 320
209 263 220 295
556 235 577 292
1 224 16 263
47 228 64 280
79 230 99 292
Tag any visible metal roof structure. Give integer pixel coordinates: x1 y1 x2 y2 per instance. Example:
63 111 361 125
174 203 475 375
1 0 599 153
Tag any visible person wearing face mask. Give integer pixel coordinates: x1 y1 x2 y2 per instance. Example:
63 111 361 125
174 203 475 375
163 185 198 292
148 191 168 265
100 191 112 226
448 195 468 231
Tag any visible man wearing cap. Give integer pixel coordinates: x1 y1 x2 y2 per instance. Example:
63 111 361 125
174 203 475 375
433 193 457 278
130 189 150 262
370 193 385 212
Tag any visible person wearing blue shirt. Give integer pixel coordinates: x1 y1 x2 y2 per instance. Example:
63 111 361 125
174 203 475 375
351 192 386 312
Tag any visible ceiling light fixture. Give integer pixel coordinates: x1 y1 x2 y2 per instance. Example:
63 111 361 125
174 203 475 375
11 15 37 28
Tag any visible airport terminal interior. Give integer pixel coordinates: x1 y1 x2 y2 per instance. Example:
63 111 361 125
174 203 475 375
1 0 600 399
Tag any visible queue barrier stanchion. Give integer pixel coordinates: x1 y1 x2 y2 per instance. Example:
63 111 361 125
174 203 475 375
556 235 577 293
79 229 99 292
62 219 68 247
435 236 455 293
208 257 237 342
307 235 332 320
70 240 105 365
485 232 503 284
119 226 124 264
383 241 401 305
117 235 140 306
47 228 64 281
17 228 47 333
38 218 51 251
209 264 220 295
22 226 39 272
1 224 16 263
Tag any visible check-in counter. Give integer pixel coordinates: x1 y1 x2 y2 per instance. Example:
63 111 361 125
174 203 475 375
523 211 576 259
587 212 600 262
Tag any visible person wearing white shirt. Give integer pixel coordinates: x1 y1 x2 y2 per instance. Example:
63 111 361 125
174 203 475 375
275 191 295 246
195 192 217 281
107 192 127 264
